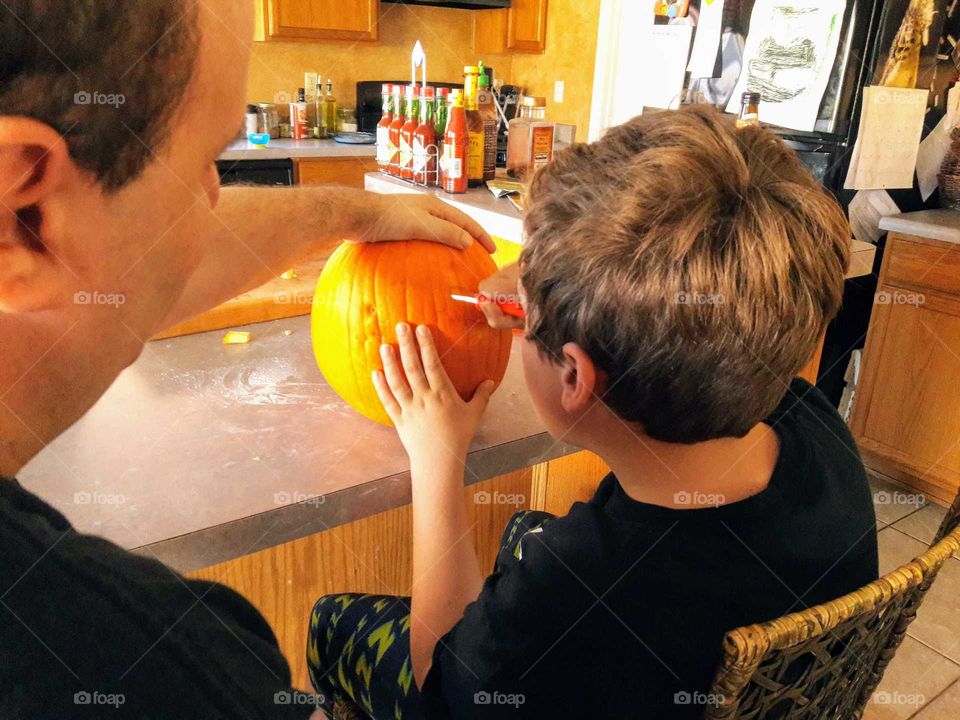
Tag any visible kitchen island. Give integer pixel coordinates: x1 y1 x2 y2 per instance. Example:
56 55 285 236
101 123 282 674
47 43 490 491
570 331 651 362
20 314 593 689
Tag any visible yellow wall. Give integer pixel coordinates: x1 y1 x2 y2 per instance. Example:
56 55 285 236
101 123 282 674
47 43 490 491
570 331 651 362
248 4 512 106
247 1 599 138
508 0 600 138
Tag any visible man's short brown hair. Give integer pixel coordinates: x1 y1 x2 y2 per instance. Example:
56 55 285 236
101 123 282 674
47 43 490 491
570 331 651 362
521 106 850 443
0 1 199 190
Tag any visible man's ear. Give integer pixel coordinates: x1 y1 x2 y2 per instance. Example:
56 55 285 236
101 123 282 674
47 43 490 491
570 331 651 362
558 342 606 415
0 117 72 312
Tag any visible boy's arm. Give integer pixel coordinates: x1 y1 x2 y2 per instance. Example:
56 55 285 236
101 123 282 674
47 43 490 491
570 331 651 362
372 323 494 687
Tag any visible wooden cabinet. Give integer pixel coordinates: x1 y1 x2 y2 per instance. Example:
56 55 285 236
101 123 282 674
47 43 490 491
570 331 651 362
851 231 960 505
475 0 548 54
191 468 533 690
294 157 378 187
255 0 378 42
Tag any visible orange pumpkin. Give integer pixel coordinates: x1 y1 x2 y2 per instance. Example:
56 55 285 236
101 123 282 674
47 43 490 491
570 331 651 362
311 240 512 425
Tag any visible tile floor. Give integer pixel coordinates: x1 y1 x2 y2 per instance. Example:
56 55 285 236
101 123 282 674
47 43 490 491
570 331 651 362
862 473 959 719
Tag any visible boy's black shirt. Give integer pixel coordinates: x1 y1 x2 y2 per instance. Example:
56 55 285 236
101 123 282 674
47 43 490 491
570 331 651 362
0 477 314 719
421 379 880 719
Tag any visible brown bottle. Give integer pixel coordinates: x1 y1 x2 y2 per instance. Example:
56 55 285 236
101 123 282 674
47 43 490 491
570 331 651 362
463 65 485 188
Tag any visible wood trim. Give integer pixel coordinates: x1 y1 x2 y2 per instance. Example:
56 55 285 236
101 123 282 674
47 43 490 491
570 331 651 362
529 461 549 511
859 444 956 506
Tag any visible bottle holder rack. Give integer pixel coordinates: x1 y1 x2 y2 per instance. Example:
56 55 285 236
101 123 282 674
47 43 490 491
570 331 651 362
378 141 443 189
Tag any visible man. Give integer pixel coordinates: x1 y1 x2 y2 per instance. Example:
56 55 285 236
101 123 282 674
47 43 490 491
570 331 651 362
0 2 490 717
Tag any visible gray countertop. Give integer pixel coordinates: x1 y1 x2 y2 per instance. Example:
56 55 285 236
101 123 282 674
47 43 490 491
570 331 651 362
879 209 960 244
365 172 525 242
219 138 377 161
19 316 573 573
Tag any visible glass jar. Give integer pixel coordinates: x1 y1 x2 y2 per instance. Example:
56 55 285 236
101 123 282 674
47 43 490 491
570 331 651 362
337 106 358 133
506 96 554 180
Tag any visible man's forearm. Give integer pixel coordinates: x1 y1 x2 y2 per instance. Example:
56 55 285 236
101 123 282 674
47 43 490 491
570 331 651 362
409 457 484 687
157 185 368 332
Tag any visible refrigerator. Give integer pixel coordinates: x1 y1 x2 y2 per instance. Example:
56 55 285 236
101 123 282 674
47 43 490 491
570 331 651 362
683 0 948 198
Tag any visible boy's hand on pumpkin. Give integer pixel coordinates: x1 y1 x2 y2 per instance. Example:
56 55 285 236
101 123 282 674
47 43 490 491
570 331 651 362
479 262 524 330
353 194 496 253
373 323 495 463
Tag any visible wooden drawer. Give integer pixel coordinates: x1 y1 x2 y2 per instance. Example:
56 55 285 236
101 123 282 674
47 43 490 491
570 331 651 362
884 233 960 298
295 157 378 188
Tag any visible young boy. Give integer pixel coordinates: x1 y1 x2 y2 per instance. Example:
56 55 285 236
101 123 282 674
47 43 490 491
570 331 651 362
306 106 879 719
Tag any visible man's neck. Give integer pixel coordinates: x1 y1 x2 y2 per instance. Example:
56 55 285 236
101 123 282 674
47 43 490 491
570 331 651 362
0 310 142 478
592 418 781 510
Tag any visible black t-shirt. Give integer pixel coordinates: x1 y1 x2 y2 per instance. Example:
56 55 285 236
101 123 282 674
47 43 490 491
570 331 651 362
421 379 879 719
0 477 314 719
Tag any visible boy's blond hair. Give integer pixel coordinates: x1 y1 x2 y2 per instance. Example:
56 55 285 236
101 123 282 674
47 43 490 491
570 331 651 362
521 106 850 443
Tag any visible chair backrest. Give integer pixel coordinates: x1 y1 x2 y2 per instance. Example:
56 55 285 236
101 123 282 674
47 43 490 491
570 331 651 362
702 524 960 720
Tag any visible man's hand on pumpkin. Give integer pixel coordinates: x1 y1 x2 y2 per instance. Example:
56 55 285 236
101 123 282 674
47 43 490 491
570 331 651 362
347 193 495 253
373 323 495 463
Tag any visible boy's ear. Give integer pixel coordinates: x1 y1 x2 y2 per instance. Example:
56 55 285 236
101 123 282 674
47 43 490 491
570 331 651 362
0 117 72 312
559 342 606 415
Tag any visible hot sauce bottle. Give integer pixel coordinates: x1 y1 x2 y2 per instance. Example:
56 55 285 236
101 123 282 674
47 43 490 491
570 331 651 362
441 89 468 194
413 86 437 186
388 85 407 177
434 87 450 137
463 65 485 188
376 84 394 174
399 85 420 181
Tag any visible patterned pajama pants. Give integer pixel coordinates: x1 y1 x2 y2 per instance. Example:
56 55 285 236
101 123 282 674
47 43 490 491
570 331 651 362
306 510 553 720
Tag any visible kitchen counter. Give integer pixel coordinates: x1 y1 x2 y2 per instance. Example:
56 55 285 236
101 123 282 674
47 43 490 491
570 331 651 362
879 209 960 244
365 172 525 242
366 172 877 276
219 137 377 161
19 316 573 574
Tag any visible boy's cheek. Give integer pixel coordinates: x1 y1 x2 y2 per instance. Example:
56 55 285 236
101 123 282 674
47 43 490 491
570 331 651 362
521 339 567 436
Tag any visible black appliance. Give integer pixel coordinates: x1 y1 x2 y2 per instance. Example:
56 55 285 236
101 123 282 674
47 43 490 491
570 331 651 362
679 0 890 195
216 159 294 186
356 80 463 133
382 0 509 8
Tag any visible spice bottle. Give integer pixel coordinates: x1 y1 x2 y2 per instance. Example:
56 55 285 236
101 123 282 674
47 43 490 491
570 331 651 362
413 86 437 186
388 85 407 176
477 62 498 181
291 87 309 140
434 87 450 137
441 89 468 194
321 79 337 138
736 92 761 128
463 66 485 188
506 96 554 180
376 84 394 174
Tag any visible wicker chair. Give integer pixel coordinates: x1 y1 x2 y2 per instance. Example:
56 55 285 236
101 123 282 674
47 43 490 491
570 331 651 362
703 521 960 719
933 487 960 544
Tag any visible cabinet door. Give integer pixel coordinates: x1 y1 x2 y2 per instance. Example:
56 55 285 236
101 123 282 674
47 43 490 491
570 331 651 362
506 0 548 53
260 0 378 42
474 0 547 55
850 233 960 504
295 157 378 187
475 9 508 54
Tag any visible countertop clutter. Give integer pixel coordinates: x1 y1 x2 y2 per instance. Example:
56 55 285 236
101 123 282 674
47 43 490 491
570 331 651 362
19 318 574 573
